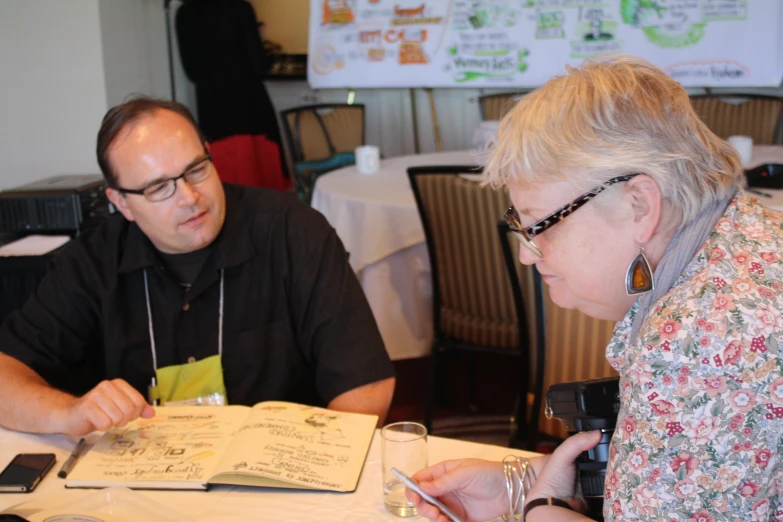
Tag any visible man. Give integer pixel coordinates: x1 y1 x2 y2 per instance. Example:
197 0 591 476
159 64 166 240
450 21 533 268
0 98 395 436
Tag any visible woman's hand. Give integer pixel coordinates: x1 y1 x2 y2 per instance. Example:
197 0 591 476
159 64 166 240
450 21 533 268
526 430 603 513
405 455 548 522
404 435 599 522
404 459 508 522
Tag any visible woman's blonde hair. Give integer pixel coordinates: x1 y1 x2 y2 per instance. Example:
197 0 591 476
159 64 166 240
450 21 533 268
484 55 742 227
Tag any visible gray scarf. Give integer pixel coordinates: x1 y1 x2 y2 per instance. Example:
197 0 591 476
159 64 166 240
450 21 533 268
629 188 738 345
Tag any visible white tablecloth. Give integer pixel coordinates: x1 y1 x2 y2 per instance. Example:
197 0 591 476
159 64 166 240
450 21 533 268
0 427 538 521
311 151 478 361
311 150 478 274
311 146 783 361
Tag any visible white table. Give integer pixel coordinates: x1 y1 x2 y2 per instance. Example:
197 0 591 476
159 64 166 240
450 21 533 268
311 146 783 361
311 151 478 361
0 427 537 521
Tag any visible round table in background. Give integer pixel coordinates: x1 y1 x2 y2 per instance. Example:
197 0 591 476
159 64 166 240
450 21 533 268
311 150 478 361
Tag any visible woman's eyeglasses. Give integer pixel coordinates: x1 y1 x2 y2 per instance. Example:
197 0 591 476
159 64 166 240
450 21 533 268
504 173 641 258
113 153 214 203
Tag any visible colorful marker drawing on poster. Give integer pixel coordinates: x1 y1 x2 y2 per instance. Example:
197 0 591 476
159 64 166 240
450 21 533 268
447 0 530 84
349 3 447 68
307 0 782 88
447 46 530 83
389 3 444 65
535 10 565 40
313 0 357 75
311 37 346 75
620 0 704 48
620 0 747 49
570 6 623 58
322 0 356 26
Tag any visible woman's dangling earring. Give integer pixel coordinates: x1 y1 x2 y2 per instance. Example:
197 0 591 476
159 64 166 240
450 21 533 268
626 247 654 296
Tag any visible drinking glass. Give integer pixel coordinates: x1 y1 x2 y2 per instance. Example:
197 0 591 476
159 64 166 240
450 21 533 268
381 422 428 517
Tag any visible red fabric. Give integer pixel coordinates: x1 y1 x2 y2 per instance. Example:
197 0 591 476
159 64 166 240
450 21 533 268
208 134 292 191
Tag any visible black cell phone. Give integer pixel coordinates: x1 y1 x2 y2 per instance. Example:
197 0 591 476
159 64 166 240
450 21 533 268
0 453 56 493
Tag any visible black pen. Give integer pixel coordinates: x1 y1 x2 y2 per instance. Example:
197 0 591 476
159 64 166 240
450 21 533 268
57 438 86 478
746 187 773 198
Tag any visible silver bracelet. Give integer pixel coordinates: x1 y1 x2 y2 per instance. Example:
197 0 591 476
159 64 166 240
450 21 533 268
501 455 536 521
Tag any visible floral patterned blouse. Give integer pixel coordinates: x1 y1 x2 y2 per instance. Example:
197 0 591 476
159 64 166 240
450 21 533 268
604 193 783 522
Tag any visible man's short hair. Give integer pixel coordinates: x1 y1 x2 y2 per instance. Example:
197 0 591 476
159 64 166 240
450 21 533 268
96 97 206 187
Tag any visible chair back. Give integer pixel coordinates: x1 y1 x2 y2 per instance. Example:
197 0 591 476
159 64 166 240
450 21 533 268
478 92 528 121
690 95 783 145
281 104 365 162
498 222 545 446
408 166 523 351
280 104 365 203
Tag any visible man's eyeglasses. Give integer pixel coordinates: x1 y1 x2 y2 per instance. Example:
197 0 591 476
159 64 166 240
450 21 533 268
504 173 641 258
113 153 214 202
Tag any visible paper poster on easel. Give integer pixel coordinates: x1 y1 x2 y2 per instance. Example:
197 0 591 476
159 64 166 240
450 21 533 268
308 1 783 88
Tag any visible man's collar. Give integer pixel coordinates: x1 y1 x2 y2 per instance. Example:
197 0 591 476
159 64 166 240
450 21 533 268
117 223 158 274
209 185 256 269
117 184 256 275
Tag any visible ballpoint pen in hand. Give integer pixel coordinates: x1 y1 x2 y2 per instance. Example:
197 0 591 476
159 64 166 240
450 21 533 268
391 468 466 522
57 438 86 479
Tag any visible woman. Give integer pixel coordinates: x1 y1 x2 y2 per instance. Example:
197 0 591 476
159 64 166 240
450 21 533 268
408 56 783 521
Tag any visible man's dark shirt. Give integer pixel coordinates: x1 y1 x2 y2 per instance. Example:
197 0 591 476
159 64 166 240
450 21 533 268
0 184 394 406
158 247 214 289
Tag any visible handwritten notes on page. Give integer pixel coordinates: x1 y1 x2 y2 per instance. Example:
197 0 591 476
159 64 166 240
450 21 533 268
66 406 249 489
66 402 378 492
212 402 378 492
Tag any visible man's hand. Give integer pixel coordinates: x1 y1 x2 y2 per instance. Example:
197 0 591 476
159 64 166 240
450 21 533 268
0 354 154 435
59 379 155 436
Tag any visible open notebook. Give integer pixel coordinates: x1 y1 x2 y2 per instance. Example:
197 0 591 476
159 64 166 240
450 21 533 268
66 402 378 492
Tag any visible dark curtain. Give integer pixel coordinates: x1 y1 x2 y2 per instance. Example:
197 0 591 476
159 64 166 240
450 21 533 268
175 0 288 180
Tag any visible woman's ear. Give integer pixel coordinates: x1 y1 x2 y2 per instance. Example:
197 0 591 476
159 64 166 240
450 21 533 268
627 175 663 245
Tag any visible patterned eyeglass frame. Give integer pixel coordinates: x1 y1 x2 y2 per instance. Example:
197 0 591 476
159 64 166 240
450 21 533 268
504 173 642 258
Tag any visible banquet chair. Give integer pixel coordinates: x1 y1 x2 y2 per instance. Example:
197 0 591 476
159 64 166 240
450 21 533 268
407 165 534 445
478 92 528 121
497 222 545 449
689 94 783 145
280 104 365 203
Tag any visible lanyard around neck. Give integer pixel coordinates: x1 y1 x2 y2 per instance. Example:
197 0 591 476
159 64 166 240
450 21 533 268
143 268 224 372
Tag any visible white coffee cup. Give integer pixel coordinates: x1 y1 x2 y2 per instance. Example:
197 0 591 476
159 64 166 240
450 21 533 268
728 135 753 166
355 145 380 174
